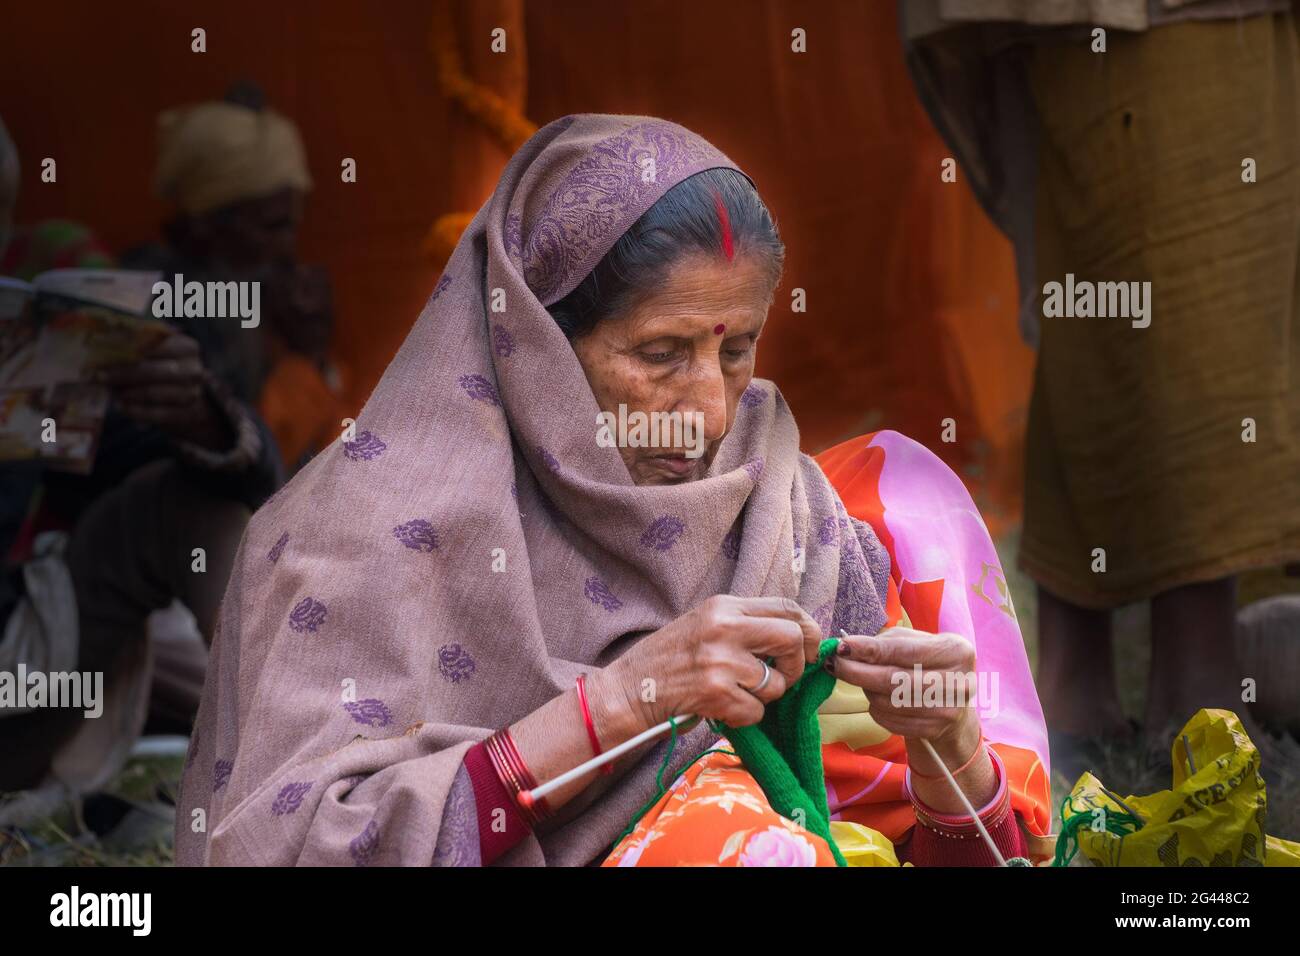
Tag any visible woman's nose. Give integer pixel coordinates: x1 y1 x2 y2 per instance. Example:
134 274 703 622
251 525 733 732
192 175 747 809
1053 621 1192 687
686 363 730 443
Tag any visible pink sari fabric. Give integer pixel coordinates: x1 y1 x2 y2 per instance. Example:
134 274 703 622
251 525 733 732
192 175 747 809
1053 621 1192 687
174 115 893 866
818 431 1053 847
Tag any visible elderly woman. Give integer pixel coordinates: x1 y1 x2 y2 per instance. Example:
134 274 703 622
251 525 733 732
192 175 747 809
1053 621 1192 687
175 115 1051 867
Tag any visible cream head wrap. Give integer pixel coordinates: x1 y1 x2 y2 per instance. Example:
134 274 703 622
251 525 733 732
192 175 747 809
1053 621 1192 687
154 100 312 216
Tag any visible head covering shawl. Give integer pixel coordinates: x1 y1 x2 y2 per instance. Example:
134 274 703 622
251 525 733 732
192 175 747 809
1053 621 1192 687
175 114 890 866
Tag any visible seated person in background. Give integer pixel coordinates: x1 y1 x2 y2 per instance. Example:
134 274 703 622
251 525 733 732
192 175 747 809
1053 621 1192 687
177 116 1051 867
0 115 283 798
121 81 344 472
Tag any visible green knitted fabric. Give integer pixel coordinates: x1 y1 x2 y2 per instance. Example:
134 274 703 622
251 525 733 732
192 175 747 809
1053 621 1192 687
711 637 847 866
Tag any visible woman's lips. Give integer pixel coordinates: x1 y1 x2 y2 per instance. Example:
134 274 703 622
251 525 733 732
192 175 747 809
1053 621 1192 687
649 454 699 478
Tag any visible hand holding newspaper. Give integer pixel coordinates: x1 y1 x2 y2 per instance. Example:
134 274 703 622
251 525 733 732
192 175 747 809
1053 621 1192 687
0 269 170 473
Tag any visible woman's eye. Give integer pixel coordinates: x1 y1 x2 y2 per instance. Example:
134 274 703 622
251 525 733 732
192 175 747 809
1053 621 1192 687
723 338 756 360
640 349 678 364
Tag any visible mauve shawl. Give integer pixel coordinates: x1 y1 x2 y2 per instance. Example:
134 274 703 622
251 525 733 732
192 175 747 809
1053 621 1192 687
174 114 890 866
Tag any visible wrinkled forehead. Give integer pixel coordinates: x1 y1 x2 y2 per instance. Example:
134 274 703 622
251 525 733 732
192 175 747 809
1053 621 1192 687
505 115 744 306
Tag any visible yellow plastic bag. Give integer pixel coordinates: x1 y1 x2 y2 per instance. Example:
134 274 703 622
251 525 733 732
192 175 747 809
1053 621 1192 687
829 820 907 867
1056 708 1300 867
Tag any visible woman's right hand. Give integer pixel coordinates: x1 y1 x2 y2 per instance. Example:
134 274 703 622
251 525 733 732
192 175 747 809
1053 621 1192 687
589 595 823 735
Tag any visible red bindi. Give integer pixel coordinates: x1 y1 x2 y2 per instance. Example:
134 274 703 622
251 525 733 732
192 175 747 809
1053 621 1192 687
713 323 726 335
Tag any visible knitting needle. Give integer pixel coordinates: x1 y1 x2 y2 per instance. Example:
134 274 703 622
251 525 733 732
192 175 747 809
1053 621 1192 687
523 713 696 806
839 629 1008 867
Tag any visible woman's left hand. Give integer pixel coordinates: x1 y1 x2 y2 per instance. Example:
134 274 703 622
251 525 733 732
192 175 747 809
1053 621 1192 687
827 627 982 760
829 627 995 810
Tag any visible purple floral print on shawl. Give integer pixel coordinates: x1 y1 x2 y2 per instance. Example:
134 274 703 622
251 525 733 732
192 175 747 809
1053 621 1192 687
537 446 561 475
504 213 524 260
393 519 438 553
438 644 477 684
740 384 766 409
493 325 517 357
830 522 888 638
813 602 834 636
342 429 386 462
271 781 313 816
458 373 501 407
743 458 764 482
349 819 380 866
522 122 727 302
344 698 393 728
432 768 482 866
268 532 289 564
213 759 233 792
640 515 685 552
430 274 452 302
584 576 623 612
288 597 327 633
721 527 741 561
818 515 838 546
848 516 892 618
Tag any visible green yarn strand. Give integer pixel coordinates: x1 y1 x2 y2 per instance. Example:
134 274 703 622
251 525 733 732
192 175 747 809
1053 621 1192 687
1052 794 1144 867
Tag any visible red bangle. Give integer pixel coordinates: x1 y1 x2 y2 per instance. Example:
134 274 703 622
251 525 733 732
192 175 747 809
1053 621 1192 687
576 674 612 775
464 741 531 863
485 729 550 825
906 746 1012 836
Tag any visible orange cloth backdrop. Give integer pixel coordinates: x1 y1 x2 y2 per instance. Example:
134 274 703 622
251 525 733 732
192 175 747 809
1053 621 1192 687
0 0 1032 531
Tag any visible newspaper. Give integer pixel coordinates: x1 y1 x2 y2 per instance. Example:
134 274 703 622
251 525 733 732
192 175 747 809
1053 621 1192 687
0 270 168 473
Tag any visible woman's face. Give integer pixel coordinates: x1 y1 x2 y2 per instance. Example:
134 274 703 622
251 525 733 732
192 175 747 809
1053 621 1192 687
572 252 774 485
